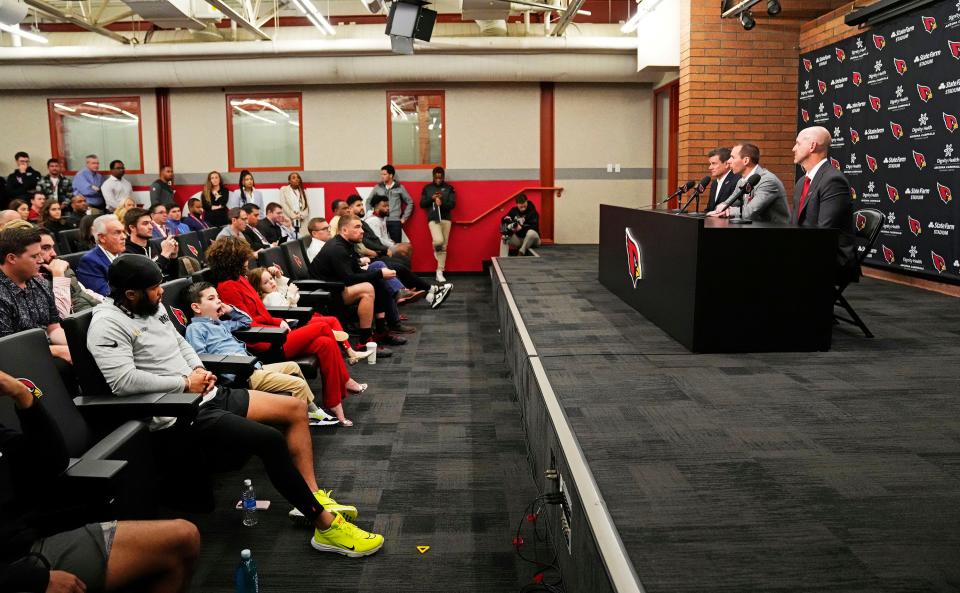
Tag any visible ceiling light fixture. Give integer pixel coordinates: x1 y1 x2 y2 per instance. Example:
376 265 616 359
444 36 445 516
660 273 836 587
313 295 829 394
289 0 335 35
765 0 780 16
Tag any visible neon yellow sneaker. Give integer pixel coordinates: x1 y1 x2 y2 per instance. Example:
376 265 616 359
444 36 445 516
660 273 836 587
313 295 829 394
288 489 358 524
311 513 384 557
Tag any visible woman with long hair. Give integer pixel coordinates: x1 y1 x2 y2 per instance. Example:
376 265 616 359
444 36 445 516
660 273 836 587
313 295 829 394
112 197 137 226
201 170 230 227
227 170 264 216
279 172 309 236
9 199 29 221
39 198 76 237
206 237 367 426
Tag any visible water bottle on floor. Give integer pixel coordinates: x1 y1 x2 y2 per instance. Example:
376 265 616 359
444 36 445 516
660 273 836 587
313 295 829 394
241 479 257 527
235 549 259 593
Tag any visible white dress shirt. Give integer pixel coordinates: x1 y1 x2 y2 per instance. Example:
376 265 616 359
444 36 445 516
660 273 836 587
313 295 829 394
102 175 133 211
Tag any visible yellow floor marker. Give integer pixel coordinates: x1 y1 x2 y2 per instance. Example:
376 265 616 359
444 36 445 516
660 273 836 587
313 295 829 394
416 545 430 554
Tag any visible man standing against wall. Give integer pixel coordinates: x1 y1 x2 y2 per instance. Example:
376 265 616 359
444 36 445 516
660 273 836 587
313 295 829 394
150 165 176 207
38 158 73 207
72 155 106 214
368 164 413 244
419 166 456 283
4 152 42 207
101 160 133 213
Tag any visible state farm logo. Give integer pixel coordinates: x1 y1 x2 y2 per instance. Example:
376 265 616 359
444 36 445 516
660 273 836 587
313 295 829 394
891 24 915 42
913 150 928 169
802 57 813 71
886 183 900 202
905 186 930 200
881 244 895 263
922 15 937 32
625 228 642 288
833 103 843 118
937 182 954 204
869 95 882 111
937 76 960 96
873 34 886 49
929 219 956 236
866 154 878 172
944 112 959 132
908 215 922 235
830 76 848 90
931 251 947 273
914 50 941 68
836 47 846 62
891 121 904 139
884 155 907 169
894 57 908 74
801 108 810 122
917 84 934 101
850 128 861 143
818 80 827 94
865 126 885 140
844 100 867 115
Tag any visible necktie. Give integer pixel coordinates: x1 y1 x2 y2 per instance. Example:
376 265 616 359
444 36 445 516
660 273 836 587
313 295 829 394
797 177 812 221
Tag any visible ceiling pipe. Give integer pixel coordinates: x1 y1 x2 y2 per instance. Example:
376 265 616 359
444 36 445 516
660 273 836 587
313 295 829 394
21 0 131 43
203 0 270 40
551 0 586 35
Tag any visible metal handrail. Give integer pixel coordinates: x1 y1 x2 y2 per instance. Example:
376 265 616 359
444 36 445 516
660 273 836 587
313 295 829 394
452 186 563 226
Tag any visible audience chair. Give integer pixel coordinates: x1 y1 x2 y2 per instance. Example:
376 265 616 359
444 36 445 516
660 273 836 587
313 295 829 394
60 249 88 272
199 226 222 249
175 231 206 265
834 208 885 338
57 228 82 254
257 246 331 310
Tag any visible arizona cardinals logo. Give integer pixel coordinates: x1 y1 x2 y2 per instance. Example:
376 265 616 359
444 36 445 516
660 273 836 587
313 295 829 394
950 40 960 60
802 58 813 72
938 182 953 204
913 150 927 169
908 215 922 236
818 80 827 94
171 307 188 327
293 255 304 268
835 47 846 62
894 58 907 74
890 122 904 139
17 378 42 399
833 103 843 118
856 212 867 231
944 112 958 132
830 157 841 170
873 34 886 50
931 251 947 273
187 244 199 257
917 84 933 102
850 187 858 201
852 71 862 86
881 245 895 264
869 95 881 111
801 108 810 122
625 228 642 288
886 183 900 202
850 128 861 143
922 16 937 33
866 154 878 172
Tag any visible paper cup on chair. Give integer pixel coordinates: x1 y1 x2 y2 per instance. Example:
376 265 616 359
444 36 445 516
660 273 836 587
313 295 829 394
366 342 377 364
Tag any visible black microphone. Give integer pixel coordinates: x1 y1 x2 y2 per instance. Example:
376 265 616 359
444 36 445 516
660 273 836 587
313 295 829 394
658 180 696 205
727 172 763 225
678 176 712 215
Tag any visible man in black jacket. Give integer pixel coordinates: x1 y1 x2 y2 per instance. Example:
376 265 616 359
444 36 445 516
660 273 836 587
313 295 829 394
791 126 859 285
241 203 274 252
257 202 289 245
705 147 738 212
419 166 456 283
502 194 540 255
0 369 200 593
310 214 411 345
4 152 42 209
122 207 179 279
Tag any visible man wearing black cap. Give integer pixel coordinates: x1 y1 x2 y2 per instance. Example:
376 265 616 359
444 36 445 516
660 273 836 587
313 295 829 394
86 255 385 557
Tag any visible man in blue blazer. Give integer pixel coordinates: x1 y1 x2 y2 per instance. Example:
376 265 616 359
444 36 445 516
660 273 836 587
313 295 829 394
705 147 740 212
76 215 127 296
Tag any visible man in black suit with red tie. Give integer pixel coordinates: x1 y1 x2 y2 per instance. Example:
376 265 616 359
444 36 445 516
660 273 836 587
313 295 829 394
791 126 858 285
705 147 738 212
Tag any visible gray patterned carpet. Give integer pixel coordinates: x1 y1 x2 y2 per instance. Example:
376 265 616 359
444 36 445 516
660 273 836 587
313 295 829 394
184 276 549 592
498 245 960 593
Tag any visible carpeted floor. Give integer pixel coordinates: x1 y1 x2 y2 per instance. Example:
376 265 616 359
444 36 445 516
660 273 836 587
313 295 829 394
183 276 551 593
498 245 960 593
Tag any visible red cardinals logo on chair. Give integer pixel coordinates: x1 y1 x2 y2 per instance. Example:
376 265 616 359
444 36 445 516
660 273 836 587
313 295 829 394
881 245 895 264
938 182 953 204
850 128 861 143
856 212 867 231
944 112 958 132
886 183 900 202
894 58 908 74
913 150 928 169
922 16 937 32
908 215 922 236
17 378 42 399
171 307 188 327
950 40 960 60
869 95 882 111
835 47 846 62
801 108 810 122
852 71 863 86
890 122 904 139
866 154 878 172
292 255 304 269
802 58 813 71
917 84 933 102
873 34 886 49
625 228 642 288
931 251 947 273
830 157 841 170
833 103 843 118
188 244 199 257
817 80 828 94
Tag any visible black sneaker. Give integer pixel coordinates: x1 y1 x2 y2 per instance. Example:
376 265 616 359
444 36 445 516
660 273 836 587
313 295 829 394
377 346 393 358
431 283 453 309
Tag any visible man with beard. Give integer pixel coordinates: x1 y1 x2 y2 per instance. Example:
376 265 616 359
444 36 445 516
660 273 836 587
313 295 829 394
123 207 179 279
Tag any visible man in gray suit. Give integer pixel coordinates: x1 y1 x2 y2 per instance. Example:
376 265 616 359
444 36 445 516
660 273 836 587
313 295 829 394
708 143 790 223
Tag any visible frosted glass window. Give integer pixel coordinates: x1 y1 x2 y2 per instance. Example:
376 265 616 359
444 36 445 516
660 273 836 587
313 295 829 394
227 94 303 171
48 98 143 174
388 92 444 168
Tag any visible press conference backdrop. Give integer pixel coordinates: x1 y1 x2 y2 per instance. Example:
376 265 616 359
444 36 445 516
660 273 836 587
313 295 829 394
798 0 960 283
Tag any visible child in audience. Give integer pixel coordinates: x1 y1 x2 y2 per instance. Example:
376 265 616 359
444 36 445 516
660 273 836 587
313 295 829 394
184 281 338 426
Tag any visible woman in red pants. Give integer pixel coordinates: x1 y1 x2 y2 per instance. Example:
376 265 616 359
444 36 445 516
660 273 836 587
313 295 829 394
206 237 366 426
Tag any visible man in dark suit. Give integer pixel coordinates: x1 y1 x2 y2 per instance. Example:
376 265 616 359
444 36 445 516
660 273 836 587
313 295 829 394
792 126 859 285
76 215 127 296
705 147 738 212
257 202 288 245
241 203 274 251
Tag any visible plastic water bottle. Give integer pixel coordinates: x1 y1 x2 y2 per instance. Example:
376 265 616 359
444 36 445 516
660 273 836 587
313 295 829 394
235 549 259 593
241 479 257 527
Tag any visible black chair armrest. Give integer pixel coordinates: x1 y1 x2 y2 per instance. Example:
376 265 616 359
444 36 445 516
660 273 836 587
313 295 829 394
65 457 128 483
293 279 341 292
83 420 148 460
266 306 313 323
296 291 331 308
200 354 258 384
234 327 288 344
74 393 202 422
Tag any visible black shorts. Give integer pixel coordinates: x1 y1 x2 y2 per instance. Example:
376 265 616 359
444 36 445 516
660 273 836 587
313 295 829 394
194 386 250 428
31 521 117 591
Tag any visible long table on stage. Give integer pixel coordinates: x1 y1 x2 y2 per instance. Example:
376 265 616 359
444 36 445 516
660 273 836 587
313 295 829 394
599 205 838 352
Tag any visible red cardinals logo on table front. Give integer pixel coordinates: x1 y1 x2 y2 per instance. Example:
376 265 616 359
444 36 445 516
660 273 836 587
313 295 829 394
938 182 953 204
874 34 886 50
894 58 908 74
625 228 642 289
913 150 927 169
908 215 922 236
917 84 933 102
922 16 937 32
830 157 841 170
801 108 810 122
171 307 188 327
950 40 960 60
852 71 863 86
931 251 947 273
890 122 904 139
944 112 958 132
881 245 895 263
856 212 867 231
833 103 843 118
887 183 900 202
835 47 846 62
802 58 813 72
866 154 879 172
17 378 42 399
869 95 882 111
818 80 828 94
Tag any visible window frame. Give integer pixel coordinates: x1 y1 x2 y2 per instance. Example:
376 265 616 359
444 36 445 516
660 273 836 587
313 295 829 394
385 90 446 170
47 96 146 175
225 91 304 173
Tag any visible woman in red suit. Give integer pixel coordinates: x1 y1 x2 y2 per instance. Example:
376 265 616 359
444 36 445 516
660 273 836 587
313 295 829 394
206 237 366 426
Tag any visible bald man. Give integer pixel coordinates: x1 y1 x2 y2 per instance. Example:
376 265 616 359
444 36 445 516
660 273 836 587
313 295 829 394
792 126 858 284
0 210 20 228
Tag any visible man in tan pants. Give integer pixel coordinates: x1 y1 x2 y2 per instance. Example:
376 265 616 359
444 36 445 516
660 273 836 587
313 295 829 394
419 166 456 283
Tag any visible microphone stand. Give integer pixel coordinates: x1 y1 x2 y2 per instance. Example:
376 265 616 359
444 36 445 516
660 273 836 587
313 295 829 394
678 187 706 218
728 194 753 225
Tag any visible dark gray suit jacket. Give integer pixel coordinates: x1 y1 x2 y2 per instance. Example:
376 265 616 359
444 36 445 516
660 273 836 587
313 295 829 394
722 165 791 223
793 160 859 284
707 171 739 212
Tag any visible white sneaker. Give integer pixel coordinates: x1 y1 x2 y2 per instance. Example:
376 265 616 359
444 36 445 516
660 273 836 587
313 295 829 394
435 271 446 283
308 409 339 426
426 285 437 304
431 283 453 309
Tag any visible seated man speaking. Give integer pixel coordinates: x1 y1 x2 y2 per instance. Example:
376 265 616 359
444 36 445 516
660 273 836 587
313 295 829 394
708 143 790 223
